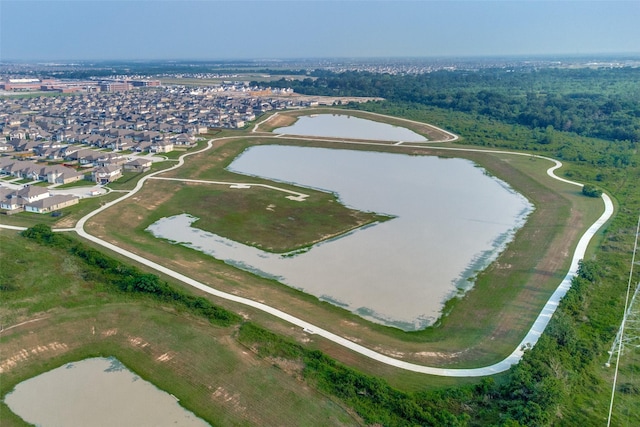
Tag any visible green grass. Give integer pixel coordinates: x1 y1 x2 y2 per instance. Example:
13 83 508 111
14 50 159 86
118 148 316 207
0 192 122 229
0 230 359 426
74 130 601 380
55 178 92 189
151 140 599 360
3 105 638 425
143 180 389 253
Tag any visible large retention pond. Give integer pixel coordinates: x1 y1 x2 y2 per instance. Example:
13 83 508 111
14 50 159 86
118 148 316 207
4 357 209 427
148 144 533 331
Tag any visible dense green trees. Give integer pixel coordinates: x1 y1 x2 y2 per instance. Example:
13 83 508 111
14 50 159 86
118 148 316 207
582 184 603 198
265 67 640 152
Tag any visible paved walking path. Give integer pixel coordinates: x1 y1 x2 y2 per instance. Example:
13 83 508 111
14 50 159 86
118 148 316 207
1 119 614 377
149 176 309 201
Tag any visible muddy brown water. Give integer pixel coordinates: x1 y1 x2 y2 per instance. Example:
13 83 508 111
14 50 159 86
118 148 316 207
148 145 533 330
4 357 210 427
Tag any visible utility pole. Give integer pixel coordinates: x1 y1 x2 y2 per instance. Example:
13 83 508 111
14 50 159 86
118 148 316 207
606 213 640 426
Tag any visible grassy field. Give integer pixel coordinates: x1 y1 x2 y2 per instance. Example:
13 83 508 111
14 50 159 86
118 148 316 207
142 180 390 253
0 229 360 427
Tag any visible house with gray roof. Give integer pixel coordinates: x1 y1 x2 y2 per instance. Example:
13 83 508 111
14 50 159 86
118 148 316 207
24 194 79 213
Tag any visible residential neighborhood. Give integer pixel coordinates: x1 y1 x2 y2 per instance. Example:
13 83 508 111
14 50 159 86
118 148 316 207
0 76 373 215
0 79 311 214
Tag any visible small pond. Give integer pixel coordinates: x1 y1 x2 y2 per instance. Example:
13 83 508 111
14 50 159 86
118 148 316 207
147 145 533 330
273 114 428 142
4 357 210 427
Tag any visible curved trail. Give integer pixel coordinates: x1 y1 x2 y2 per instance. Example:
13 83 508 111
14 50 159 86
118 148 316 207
1 122 614 377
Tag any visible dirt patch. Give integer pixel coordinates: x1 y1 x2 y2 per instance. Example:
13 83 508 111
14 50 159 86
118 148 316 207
259 113 297 131
128 336 150 348
211 386 247 414
156 352 174 362
267 357 305 378
0 342 68 374
101 328 118 337
54 216 78 228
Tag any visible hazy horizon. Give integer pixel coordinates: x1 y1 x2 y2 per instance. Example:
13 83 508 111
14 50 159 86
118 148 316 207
1 1 639 62
3 52 640 64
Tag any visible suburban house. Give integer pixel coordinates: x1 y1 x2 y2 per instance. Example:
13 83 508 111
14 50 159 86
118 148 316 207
45 166 85 184
123 157 152 173
149 140 174 154
0 187 21 211
0 185 79 214
172 133 196 146
0 158 84 184
14 185 50 203
92 164 122 184
23 194 79 213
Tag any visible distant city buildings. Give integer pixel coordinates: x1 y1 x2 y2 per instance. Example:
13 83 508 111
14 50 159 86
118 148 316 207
0 77 162 94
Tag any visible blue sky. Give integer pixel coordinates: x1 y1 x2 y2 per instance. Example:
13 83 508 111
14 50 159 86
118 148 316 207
1 1 639 61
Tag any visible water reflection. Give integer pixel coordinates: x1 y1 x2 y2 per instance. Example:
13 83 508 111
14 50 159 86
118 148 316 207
147 146 532 331
274 114 428 142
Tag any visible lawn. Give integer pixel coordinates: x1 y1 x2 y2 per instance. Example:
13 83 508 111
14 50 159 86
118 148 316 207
141 180 390 253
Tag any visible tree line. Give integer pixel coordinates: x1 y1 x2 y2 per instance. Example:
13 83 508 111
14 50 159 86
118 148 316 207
264 67 640 148
21 224 240 327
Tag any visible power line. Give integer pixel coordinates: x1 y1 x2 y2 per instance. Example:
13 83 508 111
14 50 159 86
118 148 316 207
607 212 640 427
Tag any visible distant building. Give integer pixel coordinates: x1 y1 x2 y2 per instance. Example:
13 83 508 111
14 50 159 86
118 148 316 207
129 80 161 87
123 158 152 172
99 81 131 92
